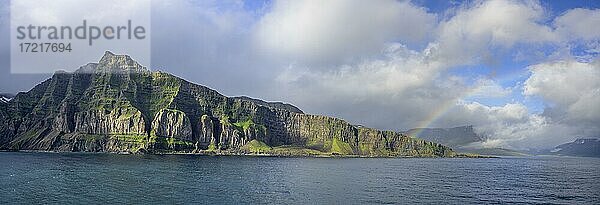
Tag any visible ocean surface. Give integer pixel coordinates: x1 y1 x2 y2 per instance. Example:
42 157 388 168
0 152 599 204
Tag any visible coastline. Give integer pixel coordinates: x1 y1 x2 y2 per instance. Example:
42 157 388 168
1 149 496 158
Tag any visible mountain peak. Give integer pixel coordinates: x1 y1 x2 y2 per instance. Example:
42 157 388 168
104 50 115 56
98 51 148 72
99 50 131 63
100 50 116 60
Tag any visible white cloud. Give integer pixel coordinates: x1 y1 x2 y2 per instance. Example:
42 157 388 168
277 43 442 97
437 101 581 149
470 78 512 98
429 59 600 149
524 60 600 125
438 59 600 149
255 0 436 64
436 102 529 128
554 8 600 41
430 0 558 66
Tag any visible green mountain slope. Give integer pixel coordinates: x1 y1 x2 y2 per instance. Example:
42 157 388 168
0 51 456 157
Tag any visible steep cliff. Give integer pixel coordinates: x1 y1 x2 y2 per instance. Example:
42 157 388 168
0 51 455 157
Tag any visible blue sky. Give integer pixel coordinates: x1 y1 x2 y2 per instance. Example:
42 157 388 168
415 0 599 115
420 0 599 114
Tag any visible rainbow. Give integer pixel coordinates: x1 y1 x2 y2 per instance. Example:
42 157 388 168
406 72 520 137
407 90 471 138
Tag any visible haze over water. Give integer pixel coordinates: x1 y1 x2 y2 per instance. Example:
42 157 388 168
1 152 598 204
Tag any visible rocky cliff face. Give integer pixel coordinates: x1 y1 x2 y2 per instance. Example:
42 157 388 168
0 51 455 157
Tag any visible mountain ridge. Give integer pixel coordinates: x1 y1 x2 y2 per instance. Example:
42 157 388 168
231 96 304 114
546 138 600 157
0 51 457 157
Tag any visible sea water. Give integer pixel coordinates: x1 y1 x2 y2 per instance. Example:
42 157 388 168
1 152 598 204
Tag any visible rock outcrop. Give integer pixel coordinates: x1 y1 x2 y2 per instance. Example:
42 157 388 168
152 109 193 140
0 51 456 157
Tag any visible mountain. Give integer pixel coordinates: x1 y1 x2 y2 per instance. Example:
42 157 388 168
456 147 528 156
547 138 600 157
0 51 456 157
404 126 527 156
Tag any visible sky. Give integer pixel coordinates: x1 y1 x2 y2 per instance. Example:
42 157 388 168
0 0 599 150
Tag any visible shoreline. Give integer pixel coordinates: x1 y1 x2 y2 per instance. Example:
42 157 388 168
0 149 496 158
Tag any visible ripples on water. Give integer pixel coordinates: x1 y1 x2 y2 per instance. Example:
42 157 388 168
0 152 599 204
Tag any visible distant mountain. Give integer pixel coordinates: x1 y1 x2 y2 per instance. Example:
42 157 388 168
404 125 527 156
548 138 600 157
456 148 528 156
404 126 482 148
0 51 455 157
